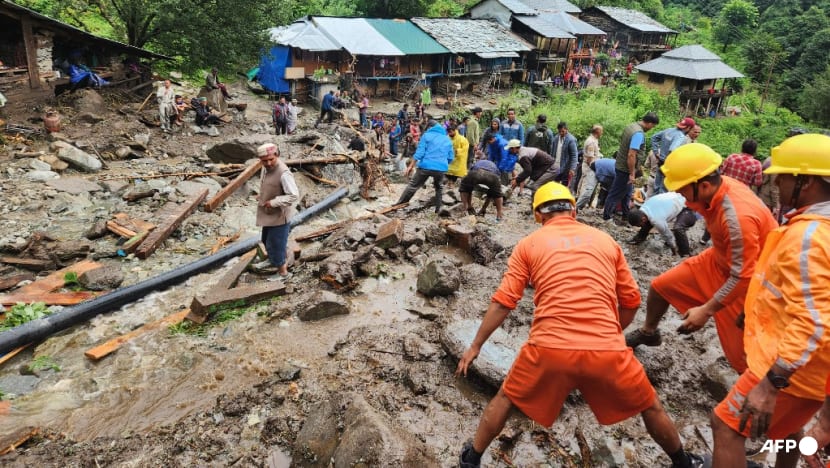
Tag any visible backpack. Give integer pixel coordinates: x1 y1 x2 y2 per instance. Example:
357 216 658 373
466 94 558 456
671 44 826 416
273 104 287 124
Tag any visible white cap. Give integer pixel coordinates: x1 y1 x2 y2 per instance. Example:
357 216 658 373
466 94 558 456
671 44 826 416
257 143 276 157
504 139 521 150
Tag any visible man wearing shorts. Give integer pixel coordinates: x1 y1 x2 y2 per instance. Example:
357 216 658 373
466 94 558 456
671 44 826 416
459 159 504 221
712 134 830 468
625 143 777 374
456 182 702 468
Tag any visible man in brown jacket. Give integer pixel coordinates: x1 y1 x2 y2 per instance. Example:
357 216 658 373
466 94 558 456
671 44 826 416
254 143 299 277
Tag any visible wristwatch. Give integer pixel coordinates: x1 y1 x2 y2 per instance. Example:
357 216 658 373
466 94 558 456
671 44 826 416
766 370 790 389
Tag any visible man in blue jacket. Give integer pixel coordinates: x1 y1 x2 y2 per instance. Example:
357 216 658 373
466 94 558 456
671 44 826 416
397 120 454 213
314 90 335 128
485 133 515 186
551 122 578 190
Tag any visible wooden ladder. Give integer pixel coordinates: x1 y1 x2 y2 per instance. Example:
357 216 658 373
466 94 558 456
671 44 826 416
477 70 499 96
402 79 420 102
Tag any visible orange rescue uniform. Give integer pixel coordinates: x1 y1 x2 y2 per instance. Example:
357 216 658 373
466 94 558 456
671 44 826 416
714 201 830 438
493 216 655 425
651 176 777 372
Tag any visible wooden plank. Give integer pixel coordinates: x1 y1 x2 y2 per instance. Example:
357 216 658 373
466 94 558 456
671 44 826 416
284 156 350 166
106 220 137 238
214 249 258 291
121 230 150 254
20 16 40 89
19 259 101 295
0 344 30 367
204 161 262 212
187 282 287 324
84 309 190 360
135 189 208 259
0 291 97 306
294 203 407 242
0 273 35 292
0 257 55 272
112 213 155 233
0 427 40 455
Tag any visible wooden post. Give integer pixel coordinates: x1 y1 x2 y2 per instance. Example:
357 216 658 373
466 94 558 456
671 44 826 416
205 161 262 212
134 189 208 259
20 15 41 89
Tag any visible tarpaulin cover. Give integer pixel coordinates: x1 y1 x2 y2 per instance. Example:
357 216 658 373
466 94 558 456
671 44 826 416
258 46 291 93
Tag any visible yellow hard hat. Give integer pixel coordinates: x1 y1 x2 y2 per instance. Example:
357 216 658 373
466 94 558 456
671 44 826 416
660 143 723 192
765 134 830 176
532 182 575 223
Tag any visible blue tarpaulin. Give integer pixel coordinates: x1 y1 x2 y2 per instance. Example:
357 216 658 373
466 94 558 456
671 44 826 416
258 46 290 93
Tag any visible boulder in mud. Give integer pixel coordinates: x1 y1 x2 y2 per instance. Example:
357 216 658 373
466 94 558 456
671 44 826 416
52 141 102 172
72 89 105 114
297 290 351 322
416 259 460 297
79 265 124 291
374 219 404 249
46 177 103 195
441 318 521 388
206 135 276 164
318 251 356 291
294 399 340 464
25 170 59 182
333 394 439 466
471 224 504 265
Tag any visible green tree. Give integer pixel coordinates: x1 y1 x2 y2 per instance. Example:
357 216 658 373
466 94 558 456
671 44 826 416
740 32 787 84
799 64 830 127
713 0 759 51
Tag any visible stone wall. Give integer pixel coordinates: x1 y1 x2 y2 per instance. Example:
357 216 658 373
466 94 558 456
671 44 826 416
35 31 53 76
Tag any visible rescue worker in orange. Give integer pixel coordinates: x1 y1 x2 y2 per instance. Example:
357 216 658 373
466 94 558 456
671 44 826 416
711 134 830 468
625 144 778 374
456 183 703 468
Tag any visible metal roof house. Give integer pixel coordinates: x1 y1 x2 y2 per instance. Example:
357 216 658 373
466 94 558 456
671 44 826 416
520 0 581 13
580 6 676 61
635 45 744 116
267 16 450 100
469 0 537 27
512 11 605 78
0 0 165 100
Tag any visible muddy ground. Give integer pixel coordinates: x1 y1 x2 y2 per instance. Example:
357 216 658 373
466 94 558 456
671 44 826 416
0 80 785 467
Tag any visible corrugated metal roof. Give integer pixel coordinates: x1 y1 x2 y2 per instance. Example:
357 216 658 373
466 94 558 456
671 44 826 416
364 19 449 55
411 18 533 54
268 21 339 52
496 0 537 14
312 17 404 56
520 0 581 13
594 6 674 33
477 51 520 58
636 45 744 80
540 11 605 36
512 15 575 39
1 0 169 59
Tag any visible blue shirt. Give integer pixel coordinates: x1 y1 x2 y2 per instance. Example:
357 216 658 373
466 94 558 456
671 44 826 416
629 132 645 150
321 93 334 111
594 158 616 185
499 119 525 145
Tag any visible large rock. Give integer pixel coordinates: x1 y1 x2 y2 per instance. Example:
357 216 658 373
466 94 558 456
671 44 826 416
333 394 439 467
416 259 460 297
52 141 102 172
73 89 105 114
297 290 351 322
441 318 522 388
375 219 404 249
198 87 228 113
25 170 59 181
46 177 103 195
176 179 220 199
79 265 124 291
318 251 356 291
206 136 276 164
294 399 340 465
29 159 52 171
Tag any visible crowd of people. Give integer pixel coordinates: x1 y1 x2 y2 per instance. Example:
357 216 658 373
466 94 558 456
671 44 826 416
368 101 828 468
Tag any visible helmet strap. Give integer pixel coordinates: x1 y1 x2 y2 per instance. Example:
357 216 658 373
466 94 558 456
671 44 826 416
692 182 699 203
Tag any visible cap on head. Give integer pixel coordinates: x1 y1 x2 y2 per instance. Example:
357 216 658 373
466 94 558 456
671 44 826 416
257 143 277 158
198 96 207 102
677 117 696 129
765 133 830 178
532 182 575 223
504 139 521 150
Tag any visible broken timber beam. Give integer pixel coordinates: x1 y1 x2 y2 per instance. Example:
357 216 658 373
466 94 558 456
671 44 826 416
106 221 137 238
188 282 287 324
0 257 55 272
18 259 101 295
294 203 407 242
204 160 262 212
284 156 351 166
134 189 208 259
0 291 97 306
0 427 40 456
84 308 191 360
0 344 29 367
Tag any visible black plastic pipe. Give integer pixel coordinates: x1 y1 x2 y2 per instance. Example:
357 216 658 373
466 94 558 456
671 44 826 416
0 186 349 355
